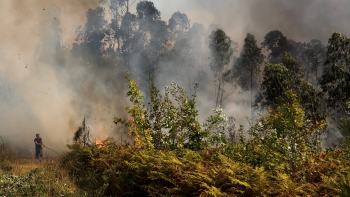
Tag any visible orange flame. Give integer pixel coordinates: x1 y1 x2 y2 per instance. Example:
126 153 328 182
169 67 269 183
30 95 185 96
127 114 136 131
94 104 107 148
95 138 103 148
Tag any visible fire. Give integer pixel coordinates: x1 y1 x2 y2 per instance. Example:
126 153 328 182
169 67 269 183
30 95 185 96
127 114 136 131
95 125 106 148
95 138 103 148
94 104 107 148
95 139 103 145
127 114 134 122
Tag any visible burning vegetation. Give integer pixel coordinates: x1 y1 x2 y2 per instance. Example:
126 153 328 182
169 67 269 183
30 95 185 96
2 0 350 196
60 72 350 196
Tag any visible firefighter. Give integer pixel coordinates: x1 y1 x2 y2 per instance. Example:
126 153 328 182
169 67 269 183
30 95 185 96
34 133 45 162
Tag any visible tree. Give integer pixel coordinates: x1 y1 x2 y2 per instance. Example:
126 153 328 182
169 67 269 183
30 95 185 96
236 33 263 120
319 31 350 113
209 29 234 107
257 63 291 109
259 90 325 169
165 12 195 91
136 1 161 24
262 30 289 63
256 54 325 125
101 0 128 52
135 1 170 84
301 40 326 84
168 11 190 40
119 11 137 69
116 76 214 151
72 7 109 67
288 39 326 84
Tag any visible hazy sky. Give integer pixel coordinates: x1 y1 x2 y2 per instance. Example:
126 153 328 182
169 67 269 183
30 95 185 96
149 0 350 45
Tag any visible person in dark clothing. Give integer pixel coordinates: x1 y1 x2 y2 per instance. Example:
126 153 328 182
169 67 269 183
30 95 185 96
34 133 44 162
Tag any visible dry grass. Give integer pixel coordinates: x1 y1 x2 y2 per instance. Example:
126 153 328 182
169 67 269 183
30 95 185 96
0 156 87 196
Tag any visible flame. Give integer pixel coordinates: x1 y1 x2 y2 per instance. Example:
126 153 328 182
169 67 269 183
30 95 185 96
127 114 136 131
94 104 107 148
95 138 103 148
127 114 134 122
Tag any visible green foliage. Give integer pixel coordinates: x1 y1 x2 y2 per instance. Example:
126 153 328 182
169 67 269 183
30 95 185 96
339 102 350 158
116 75 232 151
62 136 350 196
209 29 233 76
260 90 325 168
257 53 326 125
225 90 325 174
163 81 208 150
258 62 291 108
262 30 288 63
123 74 154 149
202 106 229 148
235 33 264 91
319 31 350 112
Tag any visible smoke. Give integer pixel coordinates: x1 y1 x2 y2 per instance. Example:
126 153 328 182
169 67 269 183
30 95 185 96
0 0 126 157
151 0 350 45
1 0 349 157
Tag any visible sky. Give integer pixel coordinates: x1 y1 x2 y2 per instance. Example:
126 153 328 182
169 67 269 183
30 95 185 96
0 0 349 156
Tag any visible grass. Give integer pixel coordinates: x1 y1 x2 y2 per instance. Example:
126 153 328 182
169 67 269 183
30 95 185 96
0 155 87 197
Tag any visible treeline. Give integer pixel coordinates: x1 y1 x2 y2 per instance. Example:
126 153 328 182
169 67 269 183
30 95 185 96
67 0 350 142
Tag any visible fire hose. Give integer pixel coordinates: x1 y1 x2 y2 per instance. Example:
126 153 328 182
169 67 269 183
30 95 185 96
43 145 60 157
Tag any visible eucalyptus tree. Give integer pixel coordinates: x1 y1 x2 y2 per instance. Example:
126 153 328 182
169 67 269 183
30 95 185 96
100 0 128 52
72 7 110 67
135 1 170 82
167 13 206 93
319 31 350 114
208 29 233 107
238 33 263 120
282 53 325 125
168 11 190 40
262 30 289 64
300 40 326 84
288 39 326 84
256 54 325 125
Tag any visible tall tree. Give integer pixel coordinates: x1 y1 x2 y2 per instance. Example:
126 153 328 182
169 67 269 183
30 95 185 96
304 39 326 84
238 33 263 120
166 13 205 94
283 53 325 124
257 63 291 109
288 39 326 84
209 29 233 107
72 7 109 67
101 0 128 52
135 1 169 83
319 31 350 113
256 53 325 125
119 11 137 69
262 30 289 64
168 11 190 40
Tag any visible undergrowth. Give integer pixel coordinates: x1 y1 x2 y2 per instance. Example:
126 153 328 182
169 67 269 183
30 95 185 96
61 139 350 196
59 76 350 196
